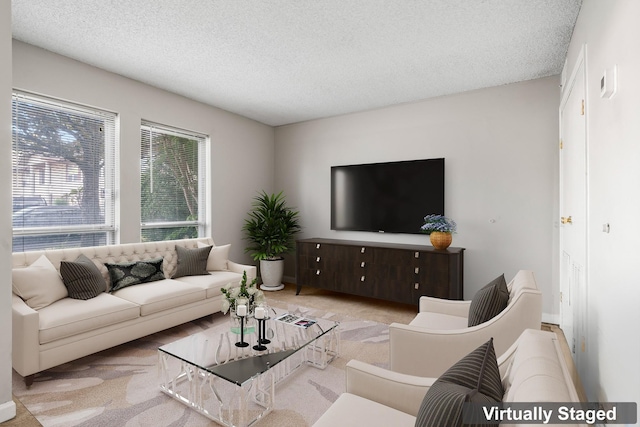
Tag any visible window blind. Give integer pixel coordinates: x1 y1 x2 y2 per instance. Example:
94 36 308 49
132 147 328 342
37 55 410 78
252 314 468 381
140 121 206 242
11 91 117 251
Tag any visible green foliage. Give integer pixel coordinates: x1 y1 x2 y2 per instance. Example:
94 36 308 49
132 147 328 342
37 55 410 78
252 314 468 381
140 133 198 223
242 191 302 261
141 226 198 242
139 132 201 242
220 271 263 314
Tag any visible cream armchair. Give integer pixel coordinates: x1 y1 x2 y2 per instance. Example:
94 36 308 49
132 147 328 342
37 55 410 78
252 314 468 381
313 330 583 427
388 270 542 378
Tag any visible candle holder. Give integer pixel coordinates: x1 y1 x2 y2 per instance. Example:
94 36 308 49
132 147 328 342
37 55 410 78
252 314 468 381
253 305 268 351
235 304 249 348
258 319 271 344
235 315 249 347
253 318 268 351
259 315 271 345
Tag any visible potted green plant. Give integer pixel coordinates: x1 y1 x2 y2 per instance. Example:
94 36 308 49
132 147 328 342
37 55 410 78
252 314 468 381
420 214 457 250
242 191 302 291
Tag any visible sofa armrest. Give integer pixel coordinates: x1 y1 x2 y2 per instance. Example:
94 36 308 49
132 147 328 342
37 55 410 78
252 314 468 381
345 359 435 417
227 261 257 281
418 296 471 317
12 294 40 377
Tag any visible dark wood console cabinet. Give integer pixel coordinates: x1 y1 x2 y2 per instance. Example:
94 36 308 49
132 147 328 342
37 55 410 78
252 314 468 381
296 238 464 304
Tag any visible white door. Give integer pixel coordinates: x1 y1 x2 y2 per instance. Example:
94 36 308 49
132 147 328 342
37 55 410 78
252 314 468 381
559 52 587 376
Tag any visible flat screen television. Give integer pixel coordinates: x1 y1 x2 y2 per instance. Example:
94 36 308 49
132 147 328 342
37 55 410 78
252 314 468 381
331 158 444 234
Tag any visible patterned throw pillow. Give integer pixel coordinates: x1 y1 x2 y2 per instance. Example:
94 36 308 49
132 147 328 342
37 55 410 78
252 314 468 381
60 254 107 300
173 245 212 278
414 338 504 427
106 257 165 292
467 274 509 327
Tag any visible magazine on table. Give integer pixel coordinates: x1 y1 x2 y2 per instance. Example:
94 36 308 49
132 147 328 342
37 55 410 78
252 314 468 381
275 313 317 329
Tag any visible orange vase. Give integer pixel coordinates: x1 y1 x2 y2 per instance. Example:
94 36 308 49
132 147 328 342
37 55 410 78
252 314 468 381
430 231 452 250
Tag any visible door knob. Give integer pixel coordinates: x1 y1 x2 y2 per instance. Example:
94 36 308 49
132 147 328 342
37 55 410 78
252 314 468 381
561 216 573 224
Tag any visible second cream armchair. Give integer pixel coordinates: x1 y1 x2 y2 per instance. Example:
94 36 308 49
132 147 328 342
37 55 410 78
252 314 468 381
389 269 542 378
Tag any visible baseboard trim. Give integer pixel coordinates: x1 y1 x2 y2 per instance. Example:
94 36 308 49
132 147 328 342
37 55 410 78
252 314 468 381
542 312 560 325
0 399 17 423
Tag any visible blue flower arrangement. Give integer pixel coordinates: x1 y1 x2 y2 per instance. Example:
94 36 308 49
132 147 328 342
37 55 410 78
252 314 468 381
420 214 457 234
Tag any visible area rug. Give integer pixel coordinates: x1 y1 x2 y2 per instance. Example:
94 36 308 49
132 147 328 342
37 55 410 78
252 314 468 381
11 304 391 427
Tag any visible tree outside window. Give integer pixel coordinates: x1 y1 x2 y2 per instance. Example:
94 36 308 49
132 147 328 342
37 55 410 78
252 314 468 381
11 92 115 252
140 122 206 242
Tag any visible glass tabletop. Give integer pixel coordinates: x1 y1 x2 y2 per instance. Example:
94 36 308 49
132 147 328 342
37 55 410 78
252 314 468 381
158 307 339 386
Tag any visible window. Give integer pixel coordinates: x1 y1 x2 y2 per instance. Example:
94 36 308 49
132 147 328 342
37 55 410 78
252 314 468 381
12 92 117 252
140 121 206 242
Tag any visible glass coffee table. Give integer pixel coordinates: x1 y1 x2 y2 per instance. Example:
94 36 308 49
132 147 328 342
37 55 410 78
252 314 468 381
158 307 340 427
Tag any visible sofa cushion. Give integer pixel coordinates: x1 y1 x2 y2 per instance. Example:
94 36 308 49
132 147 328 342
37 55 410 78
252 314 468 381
313 393 416 427
106 257 165 291
12 255 68 310
60 254 107 300
414 338 503 427
111 278 206 316
468 274 509 327
174 245 212 278
173 270 244 298
38 293 140 344
198 242 230 271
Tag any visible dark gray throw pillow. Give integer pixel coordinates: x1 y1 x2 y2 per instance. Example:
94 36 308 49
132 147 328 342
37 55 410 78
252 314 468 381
414 338 504 427
106 257 165 292
173 245 212 278
467 274 509 327
60 254 107 300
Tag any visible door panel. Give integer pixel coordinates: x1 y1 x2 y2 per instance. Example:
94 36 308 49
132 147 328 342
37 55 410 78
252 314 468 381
559 52 587 377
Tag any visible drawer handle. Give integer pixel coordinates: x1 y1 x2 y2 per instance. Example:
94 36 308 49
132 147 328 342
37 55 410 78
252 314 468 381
415 267 419 274
361 247 366 253
316 257 321 262
316 270 321 275
361 275 366 282
414 251 419 258
414 283 420 290
316 243 321 249
361 262 365 268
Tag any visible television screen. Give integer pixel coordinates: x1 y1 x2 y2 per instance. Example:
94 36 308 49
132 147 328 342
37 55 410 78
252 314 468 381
331 158 444 234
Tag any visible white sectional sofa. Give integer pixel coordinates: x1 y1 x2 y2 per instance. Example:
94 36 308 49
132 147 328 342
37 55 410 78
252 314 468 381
313 329 586 427
11 237 256 386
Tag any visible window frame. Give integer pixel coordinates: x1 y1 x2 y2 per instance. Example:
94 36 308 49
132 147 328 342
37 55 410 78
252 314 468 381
139 120 208 241
11 91 118 250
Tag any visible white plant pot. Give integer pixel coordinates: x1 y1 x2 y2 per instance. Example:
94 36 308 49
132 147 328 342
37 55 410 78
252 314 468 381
259 259 285 291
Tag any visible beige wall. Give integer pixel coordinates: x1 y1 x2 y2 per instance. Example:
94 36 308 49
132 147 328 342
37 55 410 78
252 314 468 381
563 0 640 404
275 76 560 321
12 40 275 266
0 2 16 423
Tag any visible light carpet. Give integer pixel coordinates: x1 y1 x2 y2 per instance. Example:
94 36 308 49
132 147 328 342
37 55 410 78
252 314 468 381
11 303 391 427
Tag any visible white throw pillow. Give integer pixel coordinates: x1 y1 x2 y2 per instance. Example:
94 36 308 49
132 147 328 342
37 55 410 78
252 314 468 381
197 242 230 271
12 255 68 310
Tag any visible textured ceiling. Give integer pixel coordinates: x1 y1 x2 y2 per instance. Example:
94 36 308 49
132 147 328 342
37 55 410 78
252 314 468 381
11 0 582 126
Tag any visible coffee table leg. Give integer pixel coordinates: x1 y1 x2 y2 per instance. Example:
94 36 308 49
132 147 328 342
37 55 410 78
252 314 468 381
159 350 276 427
